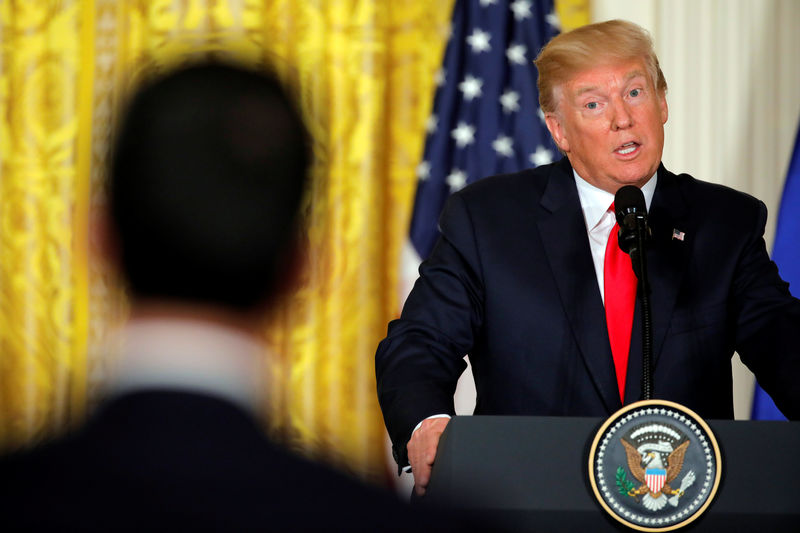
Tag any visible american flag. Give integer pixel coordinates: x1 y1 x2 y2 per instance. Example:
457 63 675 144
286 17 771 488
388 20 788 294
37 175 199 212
409 0 561 259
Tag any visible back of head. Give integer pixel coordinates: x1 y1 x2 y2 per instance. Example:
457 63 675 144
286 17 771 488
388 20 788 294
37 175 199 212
534 19 667 114
110 62 310 311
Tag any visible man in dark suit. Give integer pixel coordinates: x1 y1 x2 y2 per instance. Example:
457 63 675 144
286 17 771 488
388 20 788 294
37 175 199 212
0 62 459 531
376 19 800 496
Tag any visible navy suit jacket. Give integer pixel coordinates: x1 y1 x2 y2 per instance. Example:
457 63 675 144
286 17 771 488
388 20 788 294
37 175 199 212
376 157 800 468
0 390 466 531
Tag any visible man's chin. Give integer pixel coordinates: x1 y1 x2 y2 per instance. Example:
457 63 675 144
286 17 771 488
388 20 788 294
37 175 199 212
614 166 657 188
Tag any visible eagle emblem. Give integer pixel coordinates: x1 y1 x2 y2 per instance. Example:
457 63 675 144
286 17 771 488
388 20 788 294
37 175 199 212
589 400 722 531
617 423 696 511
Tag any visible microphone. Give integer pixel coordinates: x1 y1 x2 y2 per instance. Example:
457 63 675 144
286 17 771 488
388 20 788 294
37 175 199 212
614 185 651 260
613 185 654 400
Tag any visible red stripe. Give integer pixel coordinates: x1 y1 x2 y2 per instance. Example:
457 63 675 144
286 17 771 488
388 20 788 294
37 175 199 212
646 473 666 493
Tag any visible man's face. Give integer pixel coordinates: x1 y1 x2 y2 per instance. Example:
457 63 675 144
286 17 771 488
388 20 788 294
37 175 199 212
544 58 668 193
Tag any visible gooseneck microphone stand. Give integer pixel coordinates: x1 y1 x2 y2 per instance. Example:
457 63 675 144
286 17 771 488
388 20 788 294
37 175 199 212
615 186 653 401
630 219 653 401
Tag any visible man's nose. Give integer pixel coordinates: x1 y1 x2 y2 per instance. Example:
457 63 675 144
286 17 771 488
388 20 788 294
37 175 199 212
611 99 633 130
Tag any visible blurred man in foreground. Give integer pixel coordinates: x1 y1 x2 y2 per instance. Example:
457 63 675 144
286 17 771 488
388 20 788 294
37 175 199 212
376 19 800 496
0 61 457 531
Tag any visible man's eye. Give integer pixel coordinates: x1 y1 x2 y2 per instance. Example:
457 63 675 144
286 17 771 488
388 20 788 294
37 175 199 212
629 88 641 97
586 102 598 110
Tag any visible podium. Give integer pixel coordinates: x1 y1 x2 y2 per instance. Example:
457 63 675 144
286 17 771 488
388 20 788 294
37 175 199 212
425 416 800 531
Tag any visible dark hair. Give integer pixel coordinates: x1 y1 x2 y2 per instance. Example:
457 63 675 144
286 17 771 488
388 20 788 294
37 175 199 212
109 62 310 310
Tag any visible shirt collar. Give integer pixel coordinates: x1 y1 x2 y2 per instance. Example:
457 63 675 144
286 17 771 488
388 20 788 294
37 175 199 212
107 317 267 414
573 169 658 230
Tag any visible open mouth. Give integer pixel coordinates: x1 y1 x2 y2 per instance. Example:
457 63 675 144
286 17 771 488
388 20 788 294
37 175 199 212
616 141 639 155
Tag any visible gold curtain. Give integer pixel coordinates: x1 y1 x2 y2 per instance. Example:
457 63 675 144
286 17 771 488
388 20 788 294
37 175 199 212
0 0 93 451
0 0 588 483
0 0 453 483
555 0 591 32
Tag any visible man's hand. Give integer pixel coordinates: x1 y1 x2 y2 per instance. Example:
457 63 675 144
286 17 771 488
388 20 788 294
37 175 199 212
407 417 450 496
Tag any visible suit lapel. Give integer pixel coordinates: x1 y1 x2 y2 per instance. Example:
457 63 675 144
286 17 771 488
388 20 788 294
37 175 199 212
537 159 621 414
624 166 691 403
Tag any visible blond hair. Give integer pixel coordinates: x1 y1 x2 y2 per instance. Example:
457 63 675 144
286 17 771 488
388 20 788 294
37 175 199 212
534 19 667 114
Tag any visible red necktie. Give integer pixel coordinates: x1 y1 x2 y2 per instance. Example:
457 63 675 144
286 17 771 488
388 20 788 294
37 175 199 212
604 203 637 404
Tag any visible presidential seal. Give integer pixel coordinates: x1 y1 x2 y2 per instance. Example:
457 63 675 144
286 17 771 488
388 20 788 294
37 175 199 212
588 400 721 531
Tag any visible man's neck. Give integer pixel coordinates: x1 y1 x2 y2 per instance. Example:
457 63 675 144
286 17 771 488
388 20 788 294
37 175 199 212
108 304 269 414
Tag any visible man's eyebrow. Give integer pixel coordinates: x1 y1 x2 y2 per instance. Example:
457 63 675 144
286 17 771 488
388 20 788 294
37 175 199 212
574 85 599 97
625 70 648 82
573 70 649 97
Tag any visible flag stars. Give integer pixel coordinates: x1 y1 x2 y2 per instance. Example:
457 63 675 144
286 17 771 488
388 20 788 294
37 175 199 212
537 107 546 123
414 1 560 257
459 75 483 101
500 89 520 113
530 145 554 167
446 169 468 192
492 135 514 157
425 114 438 134
546 10 561 30
451 121 476 148
510 0 533 21
416 161 431 181
506 43 527 65
466 28 492 53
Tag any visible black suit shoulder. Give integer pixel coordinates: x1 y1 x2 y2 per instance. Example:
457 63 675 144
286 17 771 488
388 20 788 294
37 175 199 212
451 159 564 209
651 167 770 253
436 160 573 249
664 169 766 218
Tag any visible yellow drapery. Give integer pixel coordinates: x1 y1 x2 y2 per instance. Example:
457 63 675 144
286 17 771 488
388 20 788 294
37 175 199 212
0 0 588 482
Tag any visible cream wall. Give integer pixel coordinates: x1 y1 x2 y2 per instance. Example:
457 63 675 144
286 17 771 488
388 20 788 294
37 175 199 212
592 0 800 418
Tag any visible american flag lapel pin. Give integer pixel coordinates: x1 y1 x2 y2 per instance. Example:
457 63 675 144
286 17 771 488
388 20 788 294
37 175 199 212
672 229 686 241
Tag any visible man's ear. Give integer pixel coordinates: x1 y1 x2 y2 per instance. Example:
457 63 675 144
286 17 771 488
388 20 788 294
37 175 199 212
544 112 569 153
659 91 669 124
278 230 309 298
90 205 121 273
256 229 310 327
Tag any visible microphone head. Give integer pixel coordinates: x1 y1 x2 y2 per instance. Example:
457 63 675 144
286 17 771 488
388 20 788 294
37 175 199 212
614 185 647 224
